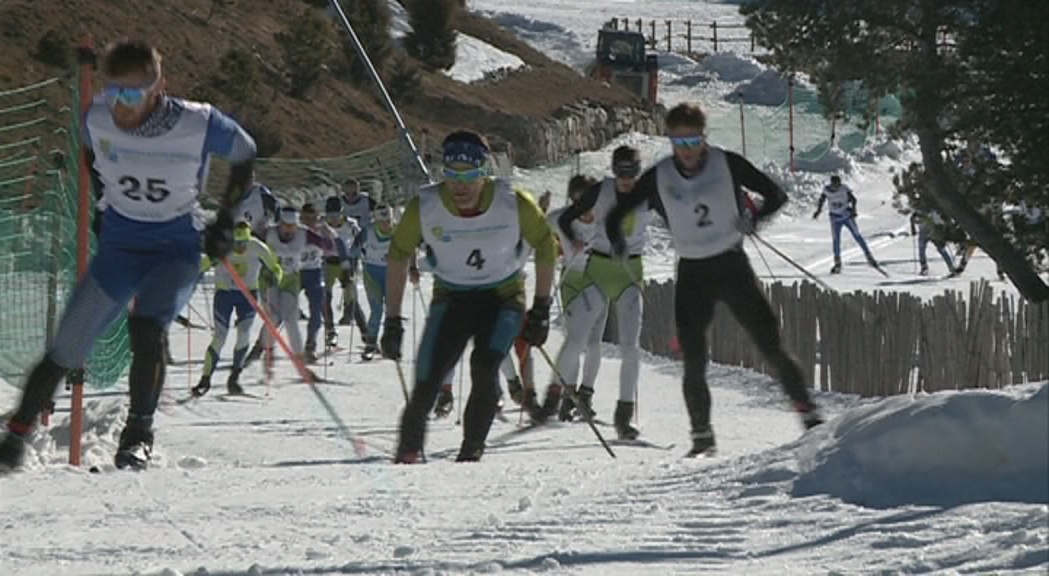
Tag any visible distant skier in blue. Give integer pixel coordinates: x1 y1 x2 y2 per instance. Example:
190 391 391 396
813 175 882 275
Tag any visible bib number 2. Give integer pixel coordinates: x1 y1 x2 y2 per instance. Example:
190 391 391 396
466 249 485 270
120 176 170 203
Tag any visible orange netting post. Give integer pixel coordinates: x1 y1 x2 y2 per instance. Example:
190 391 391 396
68 33 94 467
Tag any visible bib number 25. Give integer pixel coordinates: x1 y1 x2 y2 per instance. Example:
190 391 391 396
120 176 170 203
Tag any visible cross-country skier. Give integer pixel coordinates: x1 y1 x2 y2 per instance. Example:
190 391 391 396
339 177 377 326
606 103 823 458
321 197 367 347
547 174 606 422
0 39 256 471
542 145 650 440
813 175 881 275
301 202 345 362
910 208 957 277
194 222 282 396
381 130 557 463
357 203 396 360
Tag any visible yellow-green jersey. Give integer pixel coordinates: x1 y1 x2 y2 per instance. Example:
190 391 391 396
200 237 283 291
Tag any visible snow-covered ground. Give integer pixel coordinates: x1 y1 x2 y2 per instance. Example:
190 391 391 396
2 1 1047 575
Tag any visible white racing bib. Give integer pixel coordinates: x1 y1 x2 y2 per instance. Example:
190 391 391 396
266 226 308 274
822 185 852 218
419 179 522 286
589 177 650 256
215 239 270 291
87 98 211 224
548 207 593 272
656 149 744 260
363 227 392 266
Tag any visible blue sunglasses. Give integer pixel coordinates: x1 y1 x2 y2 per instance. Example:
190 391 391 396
102 80 157 109
669 135 704 149
442 166 486 182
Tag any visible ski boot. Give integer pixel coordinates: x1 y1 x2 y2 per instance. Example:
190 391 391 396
686 425 716 458
433 384 454 418
830 259 842 274
613 401 640 440
244 340 264 367
0 429 27 473
529 383 562 424
114 415 154 470
361 337 379 361
226 367 244 395
325 330 339 349
558 385 577 422
794 401 824 430
919 264 929 276
455 439 485 462
507 376 524 406
575 386 595 420
191 374 211 397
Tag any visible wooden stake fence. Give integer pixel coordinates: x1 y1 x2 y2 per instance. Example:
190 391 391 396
607 278 1049 397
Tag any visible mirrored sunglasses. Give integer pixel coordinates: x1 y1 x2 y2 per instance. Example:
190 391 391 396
102 79 157 109
442 166 486 182
669 135 704 149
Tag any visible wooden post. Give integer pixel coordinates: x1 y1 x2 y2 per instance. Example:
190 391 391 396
649 20 656 49
712 21 719 52
666 20 672 52
686 20 692 54
636 18 642 34
788 75 795 173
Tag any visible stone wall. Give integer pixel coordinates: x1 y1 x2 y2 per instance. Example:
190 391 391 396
495 101 665 167
417 97 665 169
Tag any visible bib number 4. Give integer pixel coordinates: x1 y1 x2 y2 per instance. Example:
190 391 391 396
466 248 485 270
120 176 170 203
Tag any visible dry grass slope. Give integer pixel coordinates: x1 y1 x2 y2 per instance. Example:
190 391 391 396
0 0 641 159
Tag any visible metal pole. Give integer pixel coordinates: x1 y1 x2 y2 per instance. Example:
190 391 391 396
328 0 430 181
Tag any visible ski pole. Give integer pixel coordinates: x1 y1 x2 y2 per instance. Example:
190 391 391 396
221 259 367 457
749 236 777 280
536 345 616 459
394 360 410 404
752 233 837 293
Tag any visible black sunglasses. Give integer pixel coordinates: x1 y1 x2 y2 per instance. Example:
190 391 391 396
613 162 641 178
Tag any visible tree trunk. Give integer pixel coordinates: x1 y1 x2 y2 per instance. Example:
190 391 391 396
915 129 1049 302
911 5 1049 303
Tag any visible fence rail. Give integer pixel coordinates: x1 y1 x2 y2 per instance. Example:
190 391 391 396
605 18 756 55
624 278 1048 397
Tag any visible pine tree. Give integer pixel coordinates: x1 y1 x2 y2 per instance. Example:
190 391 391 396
742 0 1049 301
277 8 334 99
339 0 393 84
404 0 458 71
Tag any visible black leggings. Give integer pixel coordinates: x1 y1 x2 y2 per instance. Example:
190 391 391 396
675 249 811 431
397 290 524 456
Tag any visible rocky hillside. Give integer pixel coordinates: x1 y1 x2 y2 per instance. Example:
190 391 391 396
0 0 653 165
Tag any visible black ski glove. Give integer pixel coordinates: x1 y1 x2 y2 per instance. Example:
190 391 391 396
521 296 552 346
381 316 405 360
204 208 235 261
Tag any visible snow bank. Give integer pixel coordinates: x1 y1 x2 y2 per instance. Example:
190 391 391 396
384 2 526 84
732 69 788 106
700 51 763 83
443 34 527 84
793 383 1049 509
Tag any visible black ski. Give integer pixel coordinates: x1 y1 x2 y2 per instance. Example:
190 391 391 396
609 439 675 451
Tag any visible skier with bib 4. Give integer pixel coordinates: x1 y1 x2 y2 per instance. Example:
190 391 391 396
381 130 557 463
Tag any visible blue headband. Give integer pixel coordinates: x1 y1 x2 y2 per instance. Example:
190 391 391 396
442 141 488 168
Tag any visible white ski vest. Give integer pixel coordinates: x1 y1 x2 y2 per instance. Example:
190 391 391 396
363 227 392 266
419 179 522 286
590 177 650 256
822 184 853 218
266 225 308 274
87 97 211 224
547 206 593 272
655 149 744 260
